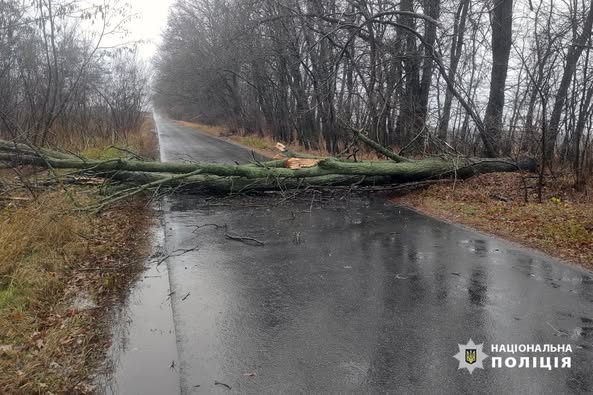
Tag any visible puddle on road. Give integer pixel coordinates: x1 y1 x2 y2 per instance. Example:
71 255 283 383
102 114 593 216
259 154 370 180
96 216 180 395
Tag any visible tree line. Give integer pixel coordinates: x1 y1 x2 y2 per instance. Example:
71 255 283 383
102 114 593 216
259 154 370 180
0 0 150 149
154 0 593 188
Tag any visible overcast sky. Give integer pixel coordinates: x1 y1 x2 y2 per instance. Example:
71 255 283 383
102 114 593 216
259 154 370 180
126 0 174 59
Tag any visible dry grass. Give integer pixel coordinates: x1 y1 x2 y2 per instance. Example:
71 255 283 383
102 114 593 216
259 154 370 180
176 121 227 137
395 172 593 268
0 192 152 394
44 114 159 158
0 114 158 393
81 116 159 161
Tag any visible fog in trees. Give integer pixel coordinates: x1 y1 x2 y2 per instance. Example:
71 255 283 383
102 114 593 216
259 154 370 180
0 0 150 148
154 0 593 190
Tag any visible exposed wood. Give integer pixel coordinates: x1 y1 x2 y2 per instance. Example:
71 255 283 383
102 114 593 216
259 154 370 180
284 158 321 169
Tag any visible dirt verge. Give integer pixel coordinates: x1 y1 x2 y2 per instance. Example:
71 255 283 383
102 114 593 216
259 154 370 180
0 116 159 394
394 172 593 269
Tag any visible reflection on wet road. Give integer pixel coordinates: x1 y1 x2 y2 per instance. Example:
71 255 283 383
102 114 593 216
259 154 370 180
107 115 593 394
166 195 593 393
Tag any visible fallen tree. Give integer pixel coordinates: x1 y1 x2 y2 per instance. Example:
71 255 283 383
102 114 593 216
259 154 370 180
0 137 536 208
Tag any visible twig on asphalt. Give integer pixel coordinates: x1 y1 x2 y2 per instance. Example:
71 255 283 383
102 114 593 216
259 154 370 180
191 223 227 233
546 322 569 337
224 232 265 246
214 380 232 390
156 244 200 266
165 291 176 302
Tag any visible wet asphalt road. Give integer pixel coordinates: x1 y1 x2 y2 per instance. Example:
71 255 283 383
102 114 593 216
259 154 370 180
153 115 593 394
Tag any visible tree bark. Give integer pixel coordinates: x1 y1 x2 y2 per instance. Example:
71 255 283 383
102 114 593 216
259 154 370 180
546 0 593 159
482 0 513 157
438 0 469 140
418 0 441 126
395 0 423 142
0 138 536 194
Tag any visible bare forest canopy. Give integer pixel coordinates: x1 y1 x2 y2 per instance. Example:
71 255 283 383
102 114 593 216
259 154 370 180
153 0 593 188
0 0 150 149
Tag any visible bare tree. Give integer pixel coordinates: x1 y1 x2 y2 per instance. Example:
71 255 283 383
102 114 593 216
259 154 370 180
546 0 593 159
152 0 593 188
482 0 513 157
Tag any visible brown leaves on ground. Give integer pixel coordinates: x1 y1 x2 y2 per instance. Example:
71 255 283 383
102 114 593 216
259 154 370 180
0 191 153 393
395 172 593 268
0 115 158 394
0 191 153 394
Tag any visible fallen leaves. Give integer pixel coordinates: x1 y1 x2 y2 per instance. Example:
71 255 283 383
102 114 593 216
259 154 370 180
395 172 593 268
0 190 154 393
0 345 13 355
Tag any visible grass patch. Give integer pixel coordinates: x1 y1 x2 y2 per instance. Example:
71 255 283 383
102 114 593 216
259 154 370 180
0 114 158 393
395 173 593 267
80 146 125 160
236 135 276 151
0 191 153 393
176 120 228 137
80 117 158 161
0 287 25 310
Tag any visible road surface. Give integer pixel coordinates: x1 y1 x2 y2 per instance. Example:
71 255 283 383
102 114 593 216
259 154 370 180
105 115 593 394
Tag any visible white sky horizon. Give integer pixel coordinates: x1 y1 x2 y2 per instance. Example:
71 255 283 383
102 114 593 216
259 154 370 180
126 0 175 60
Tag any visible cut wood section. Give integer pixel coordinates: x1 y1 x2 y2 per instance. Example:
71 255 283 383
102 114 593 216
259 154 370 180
284 158 321 169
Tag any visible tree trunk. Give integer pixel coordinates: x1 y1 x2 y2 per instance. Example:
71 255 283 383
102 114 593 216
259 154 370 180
482 0 513 157
546 0 593 159
438 0 469 140
418 0 441 126
395 0 423 143
0 138 536 194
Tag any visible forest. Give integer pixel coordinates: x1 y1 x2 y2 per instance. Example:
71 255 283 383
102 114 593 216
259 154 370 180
154 0 593 189
0 0 149 150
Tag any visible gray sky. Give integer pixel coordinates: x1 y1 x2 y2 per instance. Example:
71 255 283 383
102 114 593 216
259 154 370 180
126 0 174 59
